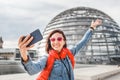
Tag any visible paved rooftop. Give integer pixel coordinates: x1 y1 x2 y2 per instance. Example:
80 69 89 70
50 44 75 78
74 64 120 80
0 64 120 80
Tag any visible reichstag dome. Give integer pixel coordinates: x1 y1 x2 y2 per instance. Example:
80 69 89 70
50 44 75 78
39 7 120 64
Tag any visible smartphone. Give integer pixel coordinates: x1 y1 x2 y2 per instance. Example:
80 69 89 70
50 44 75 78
22 29 43 47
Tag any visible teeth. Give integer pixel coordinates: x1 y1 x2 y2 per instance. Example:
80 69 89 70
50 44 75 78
54 46 58 48
54 45 59 47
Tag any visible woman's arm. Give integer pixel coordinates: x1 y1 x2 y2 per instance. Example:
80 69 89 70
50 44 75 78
70 19 102 56
70 29 93 56
21 54 48 75
18 33 48 75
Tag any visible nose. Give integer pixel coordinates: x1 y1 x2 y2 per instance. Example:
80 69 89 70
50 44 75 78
54 39 59 44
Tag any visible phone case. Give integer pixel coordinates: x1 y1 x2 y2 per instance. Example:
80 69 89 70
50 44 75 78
28 29 43 46
22 29 43 47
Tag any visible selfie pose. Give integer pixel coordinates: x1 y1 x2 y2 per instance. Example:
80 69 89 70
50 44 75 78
18 19 102 80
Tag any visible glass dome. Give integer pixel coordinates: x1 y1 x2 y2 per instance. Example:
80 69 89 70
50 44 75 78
39 7 120 64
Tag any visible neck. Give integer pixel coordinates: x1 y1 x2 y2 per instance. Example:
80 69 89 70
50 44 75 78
54 49 62 53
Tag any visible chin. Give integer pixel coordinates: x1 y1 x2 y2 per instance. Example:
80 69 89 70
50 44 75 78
53 48 61 52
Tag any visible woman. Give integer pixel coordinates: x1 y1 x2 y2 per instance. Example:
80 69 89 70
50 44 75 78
18 19 102 80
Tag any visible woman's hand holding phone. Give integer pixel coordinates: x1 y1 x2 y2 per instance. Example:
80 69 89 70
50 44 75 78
18 29 43 62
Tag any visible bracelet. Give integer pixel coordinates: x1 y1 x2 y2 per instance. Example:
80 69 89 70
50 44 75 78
90 27 94 30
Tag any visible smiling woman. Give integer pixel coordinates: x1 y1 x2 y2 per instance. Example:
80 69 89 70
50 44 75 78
18 17 102 80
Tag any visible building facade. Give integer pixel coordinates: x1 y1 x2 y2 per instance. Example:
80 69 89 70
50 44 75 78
0 37 3 48
0 37 38 74
0 48 38 60
39 7 120 64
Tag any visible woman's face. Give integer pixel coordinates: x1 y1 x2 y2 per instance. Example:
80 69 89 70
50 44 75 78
50 32 65 52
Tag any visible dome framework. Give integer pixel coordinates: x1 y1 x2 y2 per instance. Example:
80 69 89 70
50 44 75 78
39 7 120 64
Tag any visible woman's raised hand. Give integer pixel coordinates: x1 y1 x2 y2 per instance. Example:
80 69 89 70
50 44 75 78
90 19 102 30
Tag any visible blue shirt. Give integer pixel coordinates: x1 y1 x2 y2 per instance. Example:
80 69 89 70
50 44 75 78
21 28 93 80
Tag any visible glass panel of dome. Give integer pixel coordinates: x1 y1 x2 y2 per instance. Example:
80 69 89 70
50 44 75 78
39 7 120 64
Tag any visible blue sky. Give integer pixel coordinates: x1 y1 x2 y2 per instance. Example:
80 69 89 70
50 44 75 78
0 0 120 48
